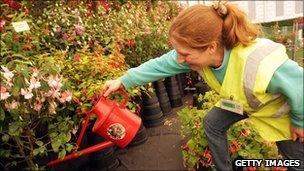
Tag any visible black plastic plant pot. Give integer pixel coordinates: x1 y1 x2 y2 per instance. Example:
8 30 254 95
142 103 163 115
176 74 185 97
142 111 163 121
127 123 148 147
194 81 210 95
153 80 167 93
170 99 183 108
143 115 165 127
141 91 164 127
153 80 173 115
160 102 173 115
87 123 120 171
141 92 159 105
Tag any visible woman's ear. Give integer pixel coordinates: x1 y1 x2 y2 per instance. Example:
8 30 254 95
207 41 218 54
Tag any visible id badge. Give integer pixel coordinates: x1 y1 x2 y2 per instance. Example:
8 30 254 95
220 99 243 115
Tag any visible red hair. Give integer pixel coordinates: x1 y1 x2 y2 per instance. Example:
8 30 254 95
169 3 260 50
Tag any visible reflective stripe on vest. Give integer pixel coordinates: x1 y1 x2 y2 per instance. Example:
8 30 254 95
273 102 291 117
244 41 282 109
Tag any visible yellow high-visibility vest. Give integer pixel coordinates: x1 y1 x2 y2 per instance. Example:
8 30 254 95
199 38 291 141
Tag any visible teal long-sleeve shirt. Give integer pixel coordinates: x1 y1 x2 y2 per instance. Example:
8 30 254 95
120 50 304 128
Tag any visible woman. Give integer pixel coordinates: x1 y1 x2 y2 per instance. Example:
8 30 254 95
103 1 303 170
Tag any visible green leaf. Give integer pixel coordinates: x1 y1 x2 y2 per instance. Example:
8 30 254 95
33 148 40 156
39 146 46 154
2 134 9 142
0 107 5 121
65 143 73 152
35 140 43 146
49 132 58 138
58 149 66 159
8 123 21 136
51 140 61 152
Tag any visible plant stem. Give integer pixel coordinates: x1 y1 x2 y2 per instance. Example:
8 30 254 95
14 137 35 169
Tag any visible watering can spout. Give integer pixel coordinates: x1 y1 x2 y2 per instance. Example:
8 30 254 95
47 141 114 166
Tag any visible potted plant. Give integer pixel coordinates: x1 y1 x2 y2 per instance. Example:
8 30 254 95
178 91 282 171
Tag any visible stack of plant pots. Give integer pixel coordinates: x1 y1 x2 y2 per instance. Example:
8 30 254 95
141 91 164 127
127 96 148 147
164 76 183 108
153 80 173 115
176 73 186 97
127 122 148 147
87 124 120 171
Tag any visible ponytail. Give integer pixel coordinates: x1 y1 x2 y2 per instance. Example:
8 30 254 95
222 3 261 49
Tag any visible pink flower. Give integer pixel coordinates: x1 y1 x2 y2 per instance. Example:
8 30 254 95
34 100 42 112
59 91 72 103
46 89 60 99
1 66 14 81
29 77 41 90
74 23 84 35
0 19 5 33
63 33 69 40
47 75 63 89
21 88 33 99
31 67 39 77
0 86 10 100
5 100 19 110
0 20 5 28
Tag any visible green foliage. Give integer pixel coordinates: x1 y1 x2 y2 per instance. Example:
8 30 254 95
0 53 79 169
178 91 280 170
121 1 180 67
1 0 180 169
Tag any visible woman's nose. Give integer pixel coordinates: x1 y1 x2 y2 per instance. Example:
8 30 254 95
177 56 186 64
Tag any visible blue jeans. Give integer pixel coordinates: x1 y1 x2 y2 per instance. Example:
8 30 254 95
203 107 304 171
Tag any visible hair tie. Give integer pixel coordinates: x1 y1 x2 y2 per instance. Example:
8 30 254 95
212 1 228 18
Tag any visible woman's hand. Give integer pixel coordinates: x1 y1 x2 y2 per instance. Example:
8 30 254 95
102 79 123 97
291 125 304 143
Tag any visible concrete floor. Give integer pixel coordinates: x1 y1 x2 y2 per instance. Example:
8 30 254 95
116 100 191 171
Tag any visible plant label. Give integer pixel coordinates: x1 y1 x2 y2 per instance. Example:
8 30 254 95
12 21 30 32
220 99 243 115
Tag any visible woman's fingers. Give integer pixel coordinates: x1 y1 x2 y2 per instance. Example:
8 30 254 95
102 80 122 97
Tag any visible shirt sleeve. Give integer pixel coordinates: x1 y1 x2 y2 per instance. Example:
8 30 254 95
267 59 304 128
120 50 190 89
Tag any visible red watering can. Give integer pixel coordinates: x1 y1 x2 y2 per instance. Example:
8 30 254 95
47 89 142 166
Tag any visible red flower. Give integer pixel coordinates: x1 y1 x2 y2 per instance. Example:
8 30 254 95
13 34 19 42
73 53 81 62
3 0 21 10
201 147 212 167
127 39 135 48
240 128 251 137
100 0 110 12
181 144 189 151
22 44 32 51
229 140 241 154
